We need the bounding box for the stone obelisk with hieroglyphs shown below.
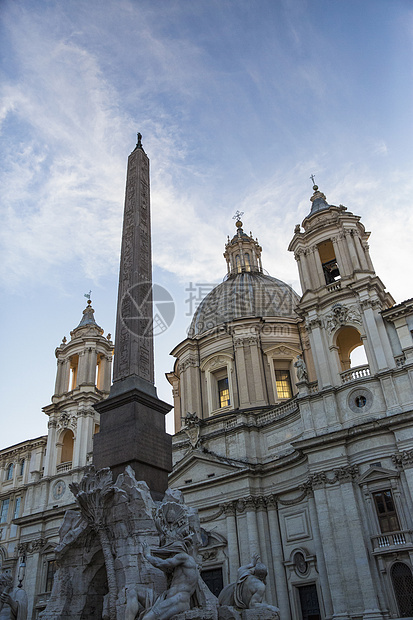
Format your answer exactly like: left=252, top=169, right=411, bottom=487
left=93, top=135, right=172, bottom=499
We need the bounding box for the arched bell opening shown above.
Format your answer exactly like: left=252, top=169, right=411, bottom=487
left=335, top=326, right=367, bottom=371
left=58, top=429, right=74, bottom=466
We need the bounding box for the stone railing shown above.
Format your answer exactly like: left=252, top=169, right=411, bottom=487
left=395, top=354, right=406, bottom=368
left=340, top=364, right=371, bottom=384
left=371, top=530, right=413, bottom=552
left=327, top=280, right=342, bottom=293
left=56, top=461, right=72, bottom=473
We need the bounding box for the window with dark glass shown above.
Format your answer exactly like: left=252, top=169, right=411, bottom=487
left=45, top=560, right=57, bottom=592
left=0, top=499, right=10, bottom=523
left=13, top=497, right=21, bottom=520
left=19, top=460, right=25, bottom=477
left=275, top=369, right=292, bottom=399
left=218, top=377, right=230, bottom=408
left=373, top=490, right=401, bottom=533
left=6, top=464, right=13, bottom=481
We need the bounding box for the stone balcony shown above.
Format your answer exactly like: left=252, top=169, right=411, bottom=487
left=371, top=530, right=413, bottom=555
left=340, top=364, right=371, bottom=384
left=56, top=461, right=72, bottom=473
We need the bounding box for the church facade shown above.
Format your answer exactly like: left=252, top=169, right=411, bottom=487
left=1, top=144, right=413, bottom=620
left=168, top=186, right=413, bottom=620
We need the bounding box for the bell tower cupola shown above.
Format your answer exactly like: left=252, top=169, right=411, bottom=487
left=223, top=212, right=263, bottom=276
left=288, top=184, right=396, bottom=390
left=42, top=300, right=113, bottom=477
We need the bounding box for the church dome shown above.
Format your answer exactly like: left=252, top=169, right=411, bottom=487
left=188, top=271, right=300, bottom=337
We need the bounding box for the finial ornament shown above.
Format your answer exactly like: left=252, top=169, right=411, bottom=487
left=136, top=132, right=143, bottom=149
left=310, top=174, right=318, bottom=191
left=233, top=210, right=244, bottom=228
left=84, top=290, right=92, bottom=301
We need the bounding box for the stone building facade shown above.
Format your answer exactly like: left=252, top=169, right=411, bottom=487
left=168, top=186, right=413, bottom=620
left=0, top=302, right=113, bottom=619
left=1, top=167, right=413, bottom=620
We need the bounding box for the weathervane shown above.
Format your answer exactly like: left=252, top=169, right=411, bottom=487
left=84, top=290, right=92, bottom=301
left=232, top=210, right=244, bottom=222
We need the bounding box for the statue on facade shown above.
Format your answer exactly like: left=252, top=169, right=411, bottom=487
left=0, top=574, right=28, bottom=620
left=218, top=555, right=279, bottom=617
left=294, top=354, right=308, bottom=382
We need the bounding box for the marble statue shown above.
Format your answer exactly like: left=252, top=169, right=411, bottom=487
left=138, top=540, right=199, bottom=619
left=294, top=354, right=308, bottom=382
left=218, top=555, right=279, bottom=617
left=0, top=574, right=28, bottom=620
left=41, top=467, right=218, bottom=620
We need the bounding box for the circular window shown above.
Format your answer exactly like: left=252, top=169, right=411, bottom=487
left=348, top=388, right=373, bottom=414
left=294, top=551, right=308, bottom=576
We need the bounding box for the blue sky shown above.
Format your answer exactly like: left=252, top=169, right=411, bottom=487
left=1, top=0, right=412, bottom=448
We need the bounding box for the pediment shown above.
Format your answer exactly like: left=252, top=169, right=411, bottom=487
left=358, top=465, right=399, bottom=485
left=170, top=449, right=246, bottom=487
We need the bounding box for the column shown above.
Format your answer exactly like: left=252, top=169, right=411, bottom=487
left=224, top=503, right=240, bottom=583
left=245, top=497, right=260, bottom=557
left=362, top=304, right=388, bottom=371
left=249, top=339, right=266, bottom=405
left=234, top=341, right=250, bottom=407
left=76, top=350, right=88, bottom=385
left=43, top=420, right=57, bottom=477
left=344, top=231, right=361, bottom=272
left=307, top=491, right=333, bottom=617
left=54, top=359, right=65, bottom=395
left=266, top=497, right=292, bottom=620
left=340, top=481, right=383, bottom=618
left=312, top=485, right=349, bottom=618
left=311, top=247, right=326, bottom=286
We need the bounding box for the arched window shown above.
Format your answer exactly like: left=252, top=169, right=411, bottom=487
left=59, top=430, right=74, bottom=464
left=6, top=464, right=13, bottom=481
left=235, top=255, right=241, bottom=273
left=391, top=562, right=413, bottom=617
left=19, top=460, right=25, bottom=477
left=336, top=326, right=367, bottom=371
left=244, top=253, right=251, bottom=271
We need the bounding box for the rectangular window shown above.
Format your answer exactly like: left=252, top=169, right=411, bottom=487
left=45, top=560, right=57, bottom=592
left=0, top=499, right=10, bottom=523
left=373, top=490, right=400, bottom=533
left=13, top=497, right=21, bottom=520
left=275, top=369, right=292, bottom=399
left=218, top=377, right=230, bottom=408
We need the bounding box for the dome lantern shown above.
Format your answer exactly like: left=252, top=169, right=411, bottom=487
left=223, top=215, right=263, bottom=277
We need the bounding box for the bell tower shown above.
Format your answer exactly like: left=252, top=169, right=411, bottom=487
left=42, top=300, right=113, bottom=477
left=288, top=184, right=396, bottom=389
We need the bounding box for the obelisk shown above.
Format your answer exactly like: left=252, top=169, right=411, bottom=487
left=93, top=135, right=172, bottom=499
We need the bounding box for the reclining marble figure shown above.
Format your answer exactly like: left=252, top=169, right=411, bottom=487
left=218, top=555, right=280, bottom=616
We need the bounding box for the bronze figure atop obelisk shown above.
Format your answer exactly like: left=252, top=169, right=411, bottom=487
left=93, top=135, right=172, bottom=499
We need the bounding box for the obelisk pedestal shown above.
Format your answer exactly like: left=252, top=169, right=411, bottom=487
left=93, top=135, right=172, bottom=500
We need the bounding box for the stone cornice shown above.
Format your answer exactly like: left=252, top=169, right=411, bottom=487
left=301, top=465, right=360, bottom=492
